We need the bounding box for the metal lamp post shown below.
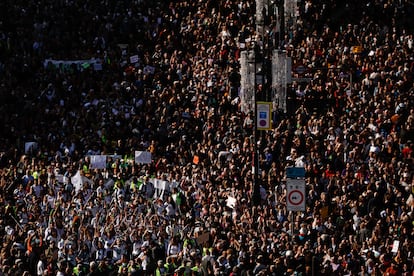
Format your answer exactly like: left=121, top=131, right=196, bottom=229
left=242, top=48, right=263, bottom=206
left=240, top=0, right=294, bottom=205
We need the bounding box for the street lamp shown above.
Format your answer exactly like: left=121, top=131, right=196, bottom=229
left=240, top=48, right=260, bottom=206
left=251, top=55, right=263, bottom=207
left=266, top=0, right=285, bottom=50
left=240, top=47, right=263, bottom=206
left=241, top=0, right=292, bottom=205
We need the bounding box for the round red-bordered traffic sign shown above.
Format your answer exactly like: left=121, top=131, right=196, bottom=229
left=288, top=189, right=304, bottom=206
left=259, top=119, right=267, bottom=126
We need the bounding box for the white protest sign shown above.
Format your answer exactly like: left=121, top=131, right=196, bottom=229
left=392, top=240, right=399, bottom=253
left=25, top=142, right=38, bottom=154
left=108, top=155, right=122, bottom=160
left=55, top=174, right=64, bottom=184
left=143, top=65, right=155, bottom=75
left=226, top=196, right=237, bottom=209
left=90, top=155, right=107, bottom=169
left=151, top=178, right=170, bottom=199
left=130, top=55, right=139, bottom=64
left=135, top=151, right=152, bottom=164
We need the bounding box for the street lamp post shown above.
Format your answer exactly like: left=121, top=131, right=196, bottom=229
left=240, top=48, right=261, bottom=205
left=241, top=0, right=292, bottom=205
left=278, top=0, right=285, bottom=49
left=245, top=49, right=262, bottom=206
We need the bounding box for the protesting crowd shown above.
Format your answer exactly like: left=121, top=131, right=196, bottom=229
left=0, top=0, right=413, bottom=275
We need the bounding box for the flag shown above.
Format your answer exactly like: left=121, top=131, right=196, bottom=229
left=71, top=170, right=83, bottom=193
left=71, top=170, right=94, bottom=193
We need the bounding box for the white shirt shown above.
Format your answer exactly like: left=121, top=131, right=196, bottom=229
left=37, top=259, right=45, bottom=276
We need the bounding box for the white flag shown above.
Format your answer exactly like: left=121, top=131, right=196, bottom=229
left=71, top=170, right=94, bottom=193
left=71, top=170, right=83, bottom=193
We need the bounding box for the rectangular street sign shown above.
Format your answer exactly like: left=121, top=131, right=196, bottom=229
left=286, top=167, right=305, bottom=178
left=286, top=179, right=306, bottom=212
left=256, top=102, right=272, bottom=130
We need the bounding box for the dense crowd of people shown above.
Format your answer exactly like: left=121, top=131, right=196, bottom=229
left=0, top=0, right=413, bottom=275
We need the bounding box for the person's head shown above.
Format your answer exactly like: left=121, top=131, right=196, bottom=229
left=49, top=240, right=56, bottom=248
left=157, top=259, right=164, bottom=267
left=89, top=261, right=97, bottom=272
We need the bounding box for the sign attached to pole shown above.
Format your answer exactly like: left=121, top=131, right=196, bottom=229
left=256, top=101, right=272, bottom=130
left=286, top=178, right=306, bottom=211
left=286, top=167, right=306, bottom=178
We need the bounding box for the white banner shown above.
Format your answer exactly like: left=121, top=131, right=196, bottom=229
left=44, top=58, right=103, bottom=71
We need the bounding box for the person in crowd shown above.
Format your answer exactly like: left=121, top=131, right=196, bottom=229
left=0, top=0, right=413, bottom=275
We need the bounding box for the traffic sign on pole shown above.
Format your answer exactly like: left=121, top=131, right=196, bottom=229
left=256, top=101, right=272, bottom=130
left=286, top=179, right=306, bottom=211
left=286, top=167, right=305, bottom=178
